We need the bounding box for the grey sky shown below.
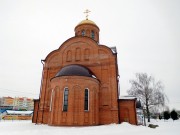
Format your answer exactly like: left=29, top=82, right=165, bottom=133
left=0, top=0, right=180, bottom=110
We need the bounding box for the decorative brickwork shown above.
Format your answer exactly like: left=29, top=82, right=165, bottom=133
left=32, top=19, right=137, bottom=126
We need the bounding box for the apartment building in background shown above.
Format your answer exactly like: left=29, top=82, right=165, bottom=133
left=0, top=97, right=34, bottom=111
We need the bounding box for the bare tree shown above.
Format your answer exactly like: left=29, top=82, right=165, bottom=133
left=127, top=73, right=167, bottom=122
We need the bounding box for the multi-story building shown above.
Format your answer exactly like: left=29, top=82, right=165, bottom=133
left=27, top=98, right=34, bottom=111
left=13, top=97, right=34, bottom=111
left=0, top=97, right=34, bottom=111
left=0, top=97, right=14, bottom=110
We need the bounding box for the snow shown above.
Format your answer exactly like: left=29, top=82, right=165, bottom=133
left=6, top=110, right=33, bottom=115
left=0, top=119, right=179, bottom=135
left=119, top=96, right=136, bottom=100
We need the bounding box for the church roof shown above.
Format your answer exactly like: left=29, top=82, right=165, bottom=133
left=75, top=19, right=99, bottom=30
left=55, top=65, right=95, bottom=78
left=77, top=19, right=97, bottom=26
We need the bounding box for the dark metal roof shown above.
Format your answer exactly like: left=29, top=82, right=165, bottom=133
left=110, top=46, right=117, bottom=54
left=55, top=65, right=95, bottom=78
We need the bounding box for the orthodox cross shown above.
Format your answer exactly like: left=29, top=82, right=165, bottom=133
left=84, top=9, right=91, bottom=20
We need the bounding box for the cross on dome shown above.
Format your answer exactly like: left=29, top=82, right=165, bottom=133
left=84, top=9, right=91, bottom=20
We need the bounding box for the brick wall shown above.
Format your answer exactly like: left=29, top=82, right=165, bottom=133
left=32, top=36, right=119, bottom=126
left=119, top=99, right=137, bottom=125
left=48, top=76, right=99, bottom=126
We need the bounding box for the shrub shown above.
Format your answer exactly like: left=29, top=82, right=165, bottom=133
left=159, top=114, right=162, bottom=120
left=171, top=110, right=179, bottom=121
left=163, top=111, right=170, bottom=120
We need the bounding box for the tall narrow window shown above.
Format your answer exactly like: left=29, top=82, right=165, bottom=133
left=82, top=30, right=85, bottom=36
left=91, top=31, right=95, bottom=39
left=63, top=88, right=68, bottom=111
left=84, top=88, right=89, bottom=111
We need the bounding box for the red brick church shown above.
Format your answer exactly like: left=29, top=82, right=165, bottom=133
left=32, top=12, right=137, bottom=126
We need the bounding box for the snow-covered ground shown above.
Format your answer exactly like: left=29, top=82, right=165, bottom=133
left=0, top=119, right=179, bottom=135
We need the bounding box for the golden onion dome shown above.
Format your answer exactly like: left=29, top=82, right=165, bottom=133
left=76, top=19, right=98, bottom=28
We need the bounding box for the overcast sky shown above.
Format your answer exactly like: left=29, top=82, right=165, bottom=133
left=0, top=0, right=179, bottom=110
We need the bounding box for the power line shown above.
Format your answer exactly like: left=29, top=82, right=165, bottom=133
left=0, top=88, right=38, bottom=96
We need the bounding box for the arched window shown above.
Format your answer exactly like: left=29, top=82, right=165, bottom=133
left=63, top=87, right=69, bottom=111
left=82, top=30, right=85, bottom=36
left=84, top=88, right=89, bottom=111
left=91, top=31, right=95, bottom=39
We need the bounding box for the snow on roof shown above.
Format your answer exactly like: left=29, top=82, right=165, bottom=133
left=119, top=96, right=136, bottom=100
left=6, top=110, right=33, bottom=115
